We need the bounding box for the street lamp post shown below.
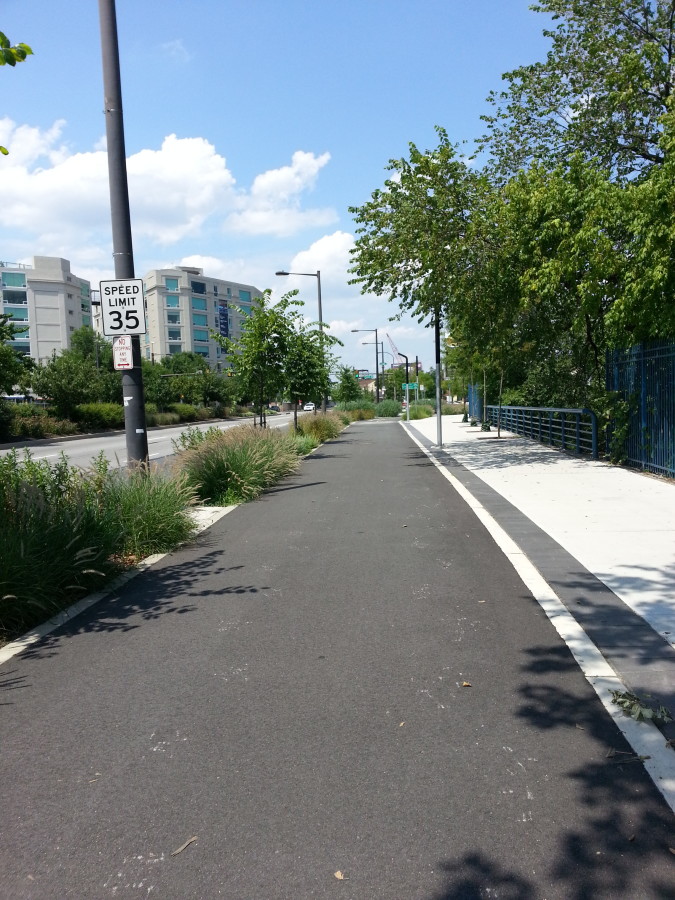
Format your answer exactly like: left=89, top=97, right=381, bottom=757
left=351, top=328, right=379, bottom=403
left=399, top=352, right=410, bottom=422
left=275, top=269, right=326, bottom=412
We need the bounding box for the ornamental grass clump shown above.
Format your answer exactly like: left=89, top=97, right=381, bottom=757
left=407, top=403, right=434, bottom=420
left=0, top=450, right=198, bottom=643
left=376, top=399, right=401, bottom=417
left=295, top=411, right=343, bottom=443
left=176, top=425, right=300, bottom=505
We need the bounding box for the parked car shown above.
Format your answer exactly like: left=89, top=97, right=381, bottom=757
left=268, top=404, right=280, bottom=412
left=303, top=402, right=316, bottom=411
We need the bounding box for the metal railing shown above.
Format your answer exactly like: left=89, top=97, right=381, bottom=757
left=484, top=405, right=599, bottom=459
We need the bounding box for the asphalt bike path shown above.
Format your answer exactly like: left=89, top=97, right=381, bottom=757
left=1, top=420, right=674, bottom=898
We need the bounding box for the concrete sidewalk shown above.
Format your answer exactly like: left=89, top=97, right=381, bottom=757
left=407, top=414, right=675, bottom=720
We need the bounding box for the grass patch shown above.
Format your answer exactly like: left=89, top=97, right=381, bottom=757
left=175, top=425, right=302, bottom=504
left=376, top=399, right=402, bottom=417
left=0, top=450, right=197, bottom=643
left=295, top=411, right=343, bottom=443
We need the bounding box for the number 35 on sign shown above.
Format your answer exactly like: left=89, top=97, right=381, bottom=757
left=100, top=278, right=147, bottom=336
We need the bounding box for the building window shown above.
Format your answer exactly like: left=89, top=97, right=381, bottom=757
left=2, top=289, right=27, bottom=304
left=239, top=290, right=251, bottom=303
left=168, top=343, right=183, bottom=354
left=195, top=347, right=209, bottom=357
left=4, top=306, right=28, bottom=320
left=1, top=272, right=26, bottom=288
left=191, top=297, right=207, bottom=311
left=213, top=285, right=218, bottom=296
left=193, top=329, right=208, bottom=342
left=191, top=280, right=206, bottom=294
left=166, top=294, right=180, bottom=307
left=168, top=328, right=182, bottom=341
left=165, top=277, right=179, bottom=291
left=167, top=311, right=181, bottom=325
left=82, top=315, right=91, bottom=326
left=192, top=313, right=208, bottom=327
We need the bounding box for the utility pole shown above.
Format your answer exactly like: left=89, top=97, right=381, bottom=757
left=98, top=0, right=148, bottom=467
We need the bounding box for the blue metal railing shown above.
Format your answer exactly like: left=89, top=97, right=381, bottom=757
left=484, top=405, right=599, bottom=459
left=606, top=341, right=675, bottom=478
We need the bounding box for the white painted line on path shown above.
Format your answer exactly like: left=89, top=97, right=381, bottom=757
left=404, top=425, right=675, bottom=815
left=0, top=504, right=237, bottom=668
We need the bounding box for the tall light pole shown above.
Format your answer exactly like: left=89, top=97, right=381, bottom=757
left=98, top=0, right=148, bottom=467
left=276, top=269, right=326, bottom=412
left=351, top=328, right=379, bottom=403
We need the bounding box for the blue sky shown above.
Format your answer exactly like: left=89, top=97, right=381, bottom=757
left=1, top=0, right=550, bottom=372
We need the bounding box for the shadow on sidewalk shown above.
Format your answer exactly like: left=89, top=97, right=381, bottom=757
left=19, top=547, right=269, bottom=662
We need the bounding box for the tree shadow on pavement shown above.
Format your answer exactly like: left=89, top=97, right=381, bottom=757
left=19, top=549, right=268, bottom=662
left=514, top=642, right=675, bottom=899
left=438, top=440, right=593, bottom=471
left=0, top=668, right=30, bottom=705
left=429, top=853, right=535, bottom=899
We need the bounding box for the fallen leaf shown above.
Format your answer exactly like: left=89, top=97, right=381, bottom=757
left=399, top=722, right=405, bottom=727
left=669, top=848, right=675, bottom=856
left=576, top=724, right=585, bottom=730
left=628, top=835, right=635, bottom=842
left=171, top=836, right=198, bottom=856
left=462, top=681, right=472, bottom=687
left=334, top=870, right=345, bottom=880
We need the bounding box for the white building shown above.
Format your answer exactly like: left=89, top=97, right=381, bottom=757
left=0, top=256, right=92, bottom=362
left=140, top=266, right=262, bottom=370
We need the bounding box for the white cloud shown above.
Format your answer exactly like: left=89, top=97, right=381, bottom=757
left=160, top=39, right=191, bottom=64
left=225, top=151, right=338, bottom=236
left=127, top=135, right=236, bottom=243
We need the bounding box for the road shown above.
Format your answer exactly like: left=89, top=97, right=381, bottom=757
left=1, top=419, right=673, bottom=898
left=0, top=411, right=296, bottom=469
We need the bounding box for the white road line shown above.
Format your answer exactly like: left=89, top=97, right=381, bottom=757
left=404, top=425, right=675, bottom=815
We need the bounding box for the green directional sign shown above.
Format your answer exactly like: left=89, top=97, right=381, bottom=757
left=403, top=383, right=418, bottom=389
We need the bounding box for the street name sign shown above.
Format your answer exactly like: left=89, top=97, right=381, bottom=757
left=113, top=335, right=134, bottom=370
left=100, top=278, right=147, bottom=336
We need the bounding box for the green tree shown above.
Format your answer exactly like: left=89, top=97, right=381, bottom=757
left=1, top=31, right=33, bottom=156
left=0, top=313, right=32, bottom=394
left=213, top=289, right=298, bottom=426
left=349, top=129, right=478, bottom=326
left=285, top=327, right=328, bottom=427
left=480, top=0, right=675, bottom=180
left=333, top=365, right=363, bottom=403
left=30, top=351, right=102, bottom=418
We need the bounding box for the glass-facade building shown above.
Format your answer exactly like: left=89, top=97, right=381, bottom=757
left=141, top=266, right=262, bottom=369
left=0, top=257, right=91, bottom=362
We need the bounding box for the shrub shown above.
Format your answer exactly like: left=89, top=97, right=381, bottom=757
left=0, top=450, right=198, bottom=642
left=44, top=417, right=80, bottom=436
left=176, top=425, right=300, bottom=504
left=74, top=402, right=125, bottom=431
left=295, top=411, right=343, bottom=443
left=441, top=403, right=466, bottom=415
left=147, top=411, right=180, bottom=427
left=376, top=400, right=401, bottom=417
left=407, top=404, right=434, bottom=420
left=348, top=407, right=376, bottom=421
left=0, top=399, right=15, bottom=441
left=337, top=400, right=376, bottom=412
left=169, top=403, right=199, bottom=422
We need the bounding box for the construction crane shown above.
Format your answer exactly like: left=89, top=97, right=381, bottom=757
left=386, top=333, right=407, bottom=367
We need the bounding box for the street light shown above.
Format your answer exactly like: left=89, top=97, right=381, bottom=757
left=351, top=328, right=380, bottom=403
left=276, top=269, right=326, bottom=412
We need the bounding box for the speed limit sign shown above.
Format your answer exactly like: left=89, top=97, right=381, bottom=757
left=100, top=278, right=147, bottom=336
